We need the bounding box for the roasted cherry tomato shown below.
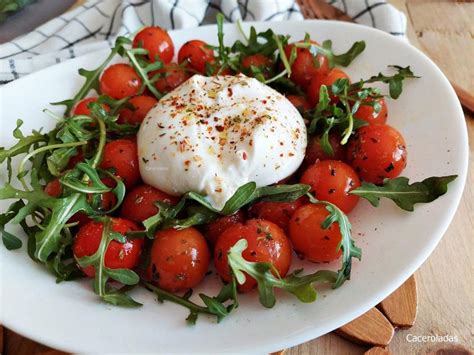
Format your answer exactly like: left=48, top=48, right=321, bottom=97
left=202, top=210, right=245, bottom=247
left=353, top=97, right=388, bottom=125
left=248, top=199, right=304, bottom=232
left=99, top=64, right=142, bottom=99
left=241, top=54, right=273, bottom=78
left=289, top=204, right=342, bottom=262
left=346, top=125, right=407, bottom=184
left=132, top=26, right=174, bottom=63
left=121, top=184, right=179, bottom=223
left=304, top=132, right=346, bottom=166
left=118, top=95, right=157, bottom=125
left=44, top=178, right=62, bottom=197
left=152, top=63, right=191, bottom=93
left=73, top=218, right=142, bottom=277
left=100, top=139, right=140, bottom=188
left=284, top=40, right=329, bottom=88
left=300, top=160, right=360, bottom=213
left=214, top=219, right=292, bottom=292
left=307, top=68, right=350, bottom=106
left=178, top=40, right=215, bottom=73
left=286, top=95, right=312, bottom=113
left=67, top=149, right=85, bottom=169
left=149, top=227, right=210, bottom=292
left=72, top=97, right=110, bottom=116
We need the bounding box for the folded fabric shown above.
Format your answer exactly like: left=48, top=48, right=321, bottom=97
left=0, top=0, right=406, bottom=83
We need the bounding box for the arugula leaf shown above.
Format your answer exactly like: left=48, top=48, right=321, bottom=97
left=232, top=27, right=279, bottom=57
left=351, top=175, right=458, bottom=211
left=2, top=230, right=22, bottom=250
left=362, top=65, right=419, bottom=99
left=0, top=120, right=47, bottom=164
left=297, top=39, right=365, bottom=68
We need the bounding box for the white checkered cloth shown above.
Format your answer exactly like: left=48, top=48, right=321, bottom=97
left=0, top=0, right=406, bottom=84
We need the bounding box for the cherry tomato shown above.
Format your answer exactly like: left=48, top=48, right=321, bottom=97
left=214, top=219, right=292, bottom=292
left=44, top=178, right=62, bottom=197
left=284, top=40, right=329, bottom=88
left=289, top=204, right=342, bottom=262
left=241, top=54, right=273, bottom=78
left=149, top=227, right=210, bottom=292
left=286, top=95, right=312, bottom=113
left=99, top=64, right=142, bottom=99
left=100, top=139, right=140, bottom=188
left=67, top=149, right=85, bottom=169
left=346, top=125, right=407, bottom=184
left=248, top=198, right=304, bottom=232
left=72, top=97, right=110, bottom=116
left=300, top=160, right=360, bottom=213
left=353, top=97, right=388, bottom=125
left=202, top=210, right=245, bottom=247
left=304, top=132, right=346, bottom=166
left=118, top=95, right=157, bottom=125
left=152, top=63, right=191, bottom=94
left=121, top=184, right=179, bottom=223
left=73, top=218, right=142, bottom=277
left=133, top=26, right=174, bottom=64
left=178, top=40, right=215, bottom=73
left=307, top=68, right=350, bottom=106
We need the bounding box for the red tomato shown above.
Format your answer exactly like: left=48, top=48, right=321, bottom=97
left=68, top=149, right=85, bottom=169
left=118, top=95, right=157, bottom=125
left=73, top=218, right=142, bottom=277
left=214, top=219, right=292, bottom=292
left=202, top=210, right=245, bottom=247
left=152, top=64, right=191, bottom=94
left=132, top=26, right=174, bottom=64
left=99, top=64, right=142, bottom=99
left=121, top=184, right=179, bottom=223
left=304, top=132, right=346, bottom=166
left=241, top=54, right=273, bottom=78
left=149, top=227, right=210, bottom=292
left=100, top=139, right=140, bottom=188
left=284, top=40, right=329, bottom=88
left=307, top=68, right=350, bottom=106
left=248, top=198, right=304, bottom=232
left=289, top=204, right=342, bottom=262
left=286, top=95, right=312, bottom=113
left=44, top=178, right=62, bottom=197
left=346, top=125, right=407, bottom=184
left=300, top=160, right=360, bottom=213
left=72, top=98, right=110, bottom=116
left=178, top=40, right=215, bottom=73
left=353, top=98, right=388, bottom=125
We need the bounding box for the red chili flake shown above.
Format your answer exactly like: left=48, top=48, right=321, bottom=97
left=215, top=188, right=223, bottom=193
left=184, top=160, right=191, bottom=166
left=215, top=125, right=225, bottom=132
left=262, top=99, right=267, bottom=104
left=242, top=152, right=248, bottom=160
left=227, top=87, right=233, bottom=97
left=288, top=152, right=295, bottom=157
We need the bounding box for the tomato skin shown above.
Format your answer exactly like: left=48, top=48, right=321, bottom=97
left=44, top=178, right=62, bottom=197
left=149, top=227, right=210, bottom=292
left=307, top=68, right=350, bottom=106
left=202, top=210, right=246, bottom=247
left=121, top=184, right=179, bottom=223
left=241, top=54, right=273, bottom=78
left=133, top=26, right=174, bottom=64
left=72, top=98, right=110, bottom=116
left=346, top=125, right=407, bottom=184
left=289, top=204, right=342, bottom=262
left=304, top=132, right=346, bottom=166
left=300, top=160, right=361, bottom=214
left=73, top=218, right=142, bottom=277
left=178, top=40, right=215, bottom=73
left=248, top=198, right=304, bottom=232
left=152, top=64, right=191, bottom=94
left=284, top=41, right=329, bottom=88
left=214, top=219, right=292, bottom=292
left=354, top=98, right=388, bottom=125
left=99, top=64, right=142, bottom=99
left=100, top=139, right=140, bottom=188
left=286, top=95, right=312, bottom=113
left=118, top=95, right=157, bottom=125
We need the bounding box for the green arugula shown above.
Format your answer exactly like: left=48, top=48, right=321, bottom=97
left=360, top=65, right=419, bottom=99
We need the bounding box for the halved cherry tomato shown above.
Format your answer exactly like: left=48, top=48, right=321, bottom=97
left=73, top=217, right=142, bottom=277
left=152, top=63, right=191, bottom=94
left=118, top=95, right=157, bottom=125
left=99, top=64, right=142, bottom=99
left=149, top=227, right=210, bottom=292
left=133, top=26, right=174, bottom=64
left=202, top=210, right=245, bottom=247
left=100, top=139, right=140, bottom=188
left=286, top=95, right=312, bottom=113
left=178, top=40, right=214, bottom=73
left=307, top=68, right=350, bottom=106
left=241, top=54, right=273, bottom=78
left=121, top=184, right=179, bottom=223
left=304, top=132, right=346, bottom=166
left=300, top=160, right=360, bottom=213
left=44, top=178, right=62, bottom=197
left=346, top=124, right=407, bottom=184
left=353, top=97, right=388, bottom=125
left=289, top=204, right=342, bottom=262
left=284, top=40, right=329, bottom=88
left=248, top=199, right=304, bottom=232
left=72, top=97, right=110, bottom=116
left=214, top=219, right=292, bottom=292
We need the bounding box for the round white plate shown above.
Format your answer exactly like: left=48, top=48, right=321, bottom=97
left=0, top=20, right=468, bottom=354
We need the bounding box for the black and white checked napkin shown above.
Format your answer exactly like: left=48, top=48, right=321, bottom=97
left=0, top=0, right=406, bottom=84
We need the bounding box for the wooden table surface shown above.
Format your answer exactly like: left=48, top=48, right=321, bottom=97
left=2, top=1, right=473, bottom=354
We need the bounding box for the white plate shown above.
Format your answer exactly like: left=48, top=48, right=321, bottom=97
left=0, top=20, right=468, bottom=353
